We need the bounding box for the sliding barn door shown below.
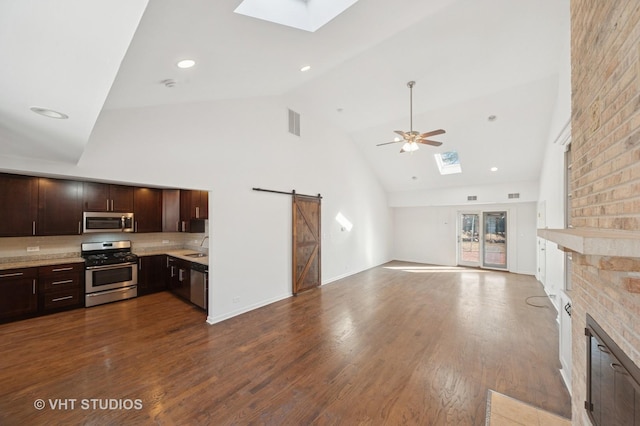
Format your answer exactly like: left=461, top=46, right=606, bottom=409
left=292, top=194, right=321, bottom=295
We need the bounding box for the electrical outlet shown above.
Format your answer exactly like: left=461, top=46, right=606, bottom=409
left=26, top=246, right=40, bottom=252
left=232, top=297, right=240, bottom=304
left=162, top=240, right=169, bottom=244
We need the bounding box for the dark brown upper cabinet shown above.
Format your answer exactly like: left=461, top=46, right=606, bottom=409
left=133, top=187, right=163, bottom=233
left=0, top=173, right=38, bottom=237
left=181, top=190, right=208, bottom=220
left=180, top=190, right=208, bottom=232
left=37, top=178, right=82, bottom=236
left=162, top=189, right=181, bottom=232
left=83, top=182, right=134, bottom=213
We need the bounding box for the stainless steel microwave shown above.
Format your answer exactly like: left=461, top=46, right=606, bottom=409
left=83, top=212, right=134, bottom=233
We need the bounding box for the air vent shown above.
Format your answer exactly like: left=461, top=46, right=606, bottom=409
left=288, top=109, right=300, bottom=136
left=508, top=193, right=520, bottom=199
left=467, top=195, right=477, bottom=201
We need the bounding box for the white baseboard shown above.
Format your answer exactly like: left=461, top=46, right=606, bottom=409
left=559, top=367, right=572, bottom=396
left=206, top=292, right=291, bottom=325
left=206, top=260, right=393, bottom=324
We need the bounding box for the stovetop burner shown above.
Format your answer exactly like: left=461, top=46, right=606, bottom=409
left=81, top=240, right=138, bottom=267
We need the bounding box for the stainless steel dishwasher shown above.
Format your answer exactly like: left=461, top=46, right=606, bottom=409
left=190, top=263, right=208, bottom=310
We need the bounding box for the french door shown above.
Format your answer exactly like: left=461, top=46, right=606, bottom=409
left=458, top=211, right=507, bottom=269
left=459, top=213, right=481, bottom=267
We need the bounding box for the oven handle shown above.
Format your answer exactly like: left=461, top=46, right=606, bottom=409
left=86, top=262, right=137, bottom=271
left=86, top=286, right=137, bottom=297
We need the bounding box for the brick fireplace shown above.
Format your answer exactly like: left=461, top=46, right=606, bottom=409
left=568, top=1, right=640, bottom=424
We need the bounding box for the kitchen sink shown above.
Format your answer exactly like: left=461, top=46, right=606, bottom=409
left=185, top=253, right=208, bottom=258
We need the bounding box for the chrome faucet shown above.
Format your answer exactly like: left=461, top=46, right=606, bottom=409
left=200, top=235, right=209, bottom=247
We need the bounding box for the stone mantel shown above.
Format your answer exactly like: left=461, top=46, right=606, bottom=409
left=537, top=228, right=640, bottom=258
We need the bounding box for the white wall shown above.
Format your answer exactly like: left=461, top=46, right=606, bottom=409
left=393, top=202, right=537, bottom=275
left=0, top=95, right=393, bottom=324
left=536, top=18, right=571, bottom=394
left=537, top=22, right=572, bottom=303
left=389, top=180, right=539, bottom=207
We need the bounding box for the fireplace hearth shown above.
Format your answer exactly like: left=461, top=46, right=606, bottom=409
left=585, top=314, right=640, bottom=425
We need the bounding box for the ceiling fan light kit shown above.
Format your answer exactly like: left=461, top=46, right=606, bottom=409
left=377, top=80, right=445, bottom=153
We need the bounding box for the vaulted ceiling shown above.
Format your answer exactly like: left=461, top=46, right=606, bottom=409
left=0, top=0, right=569, bottom=192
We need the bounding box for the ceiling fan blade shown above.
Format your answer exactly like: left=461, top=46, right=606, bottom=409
left=419, top=129, right=445, bottom=138
left=417, top=139, right=443, bottom=146
left=376, top=141, right=401, bottom=146
left=394, top=130, right=408, bottom=138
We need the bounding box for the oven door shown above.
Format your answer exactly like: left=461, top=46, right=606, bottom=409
left=85, top=262, right=138, bottom=293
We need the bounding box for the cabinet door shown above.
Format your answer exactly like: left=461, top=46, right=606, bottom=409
left=0, top=268, right=38, bottom=320
left=134, top=188, right=162, bottom=233
left=198, top=190, right=209, bottom=219
left=38, top=178, right=82, bottom=236
left=180, top=190, right=195, bottom=224
left=179, top=190, right=208, bottom=232
left=0, top=173, right=38, bottom=237
left=167, top=257, right=190, bottom=300
left=110, top=185, right=134, bottom=213
left=83, top=183, right=133, bottom=212
left=138, top=255, right=166, bottom=296
left=83, top=182, right=110, bottom=212
left=175, top=259, right=191, bottom=300
left=162, top=189, right=180, bottom=232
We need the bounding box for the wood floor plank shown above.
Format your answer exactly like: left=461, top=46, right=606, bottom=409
left=0, top=261, right=570, bottom=425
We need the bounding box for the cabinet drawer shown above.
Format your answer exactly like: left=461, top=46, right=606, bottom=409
left=0, top=268, right=38, bottom=281
left=39, top=263, right=83, bottom=276
left=40, top=273, right=82, bottom=291
left=42, top=289, right=81, bottom=310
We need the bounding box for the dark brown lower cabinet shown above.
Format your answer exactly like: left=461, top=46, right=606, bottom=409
left=38, top=263, right=84, bottom=313
left=138, top=255, right=167, bottom=296
left=586, top=314, right=640, bottom=425
left=0, top=267, right=38, bottom=321
left=166, top=256, right=190, bottom=301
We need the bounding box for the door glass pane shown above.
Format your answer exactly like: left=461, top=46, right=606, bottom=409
left=460, top=213, right=480, bottom=264
left=483, top=212, right=507, bottom=268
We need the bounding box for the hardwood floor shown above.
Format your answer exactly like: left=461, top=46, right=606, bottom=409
left=0, top=261, right=571, bottom=425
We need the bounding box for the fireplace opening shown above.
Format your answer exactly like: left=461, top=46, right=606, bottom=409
left=585, top=314, right=640, bottom=425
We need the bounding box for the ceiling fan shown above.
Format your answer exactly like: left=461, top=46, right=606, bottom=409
left=377, top=81, right=445, bottom=153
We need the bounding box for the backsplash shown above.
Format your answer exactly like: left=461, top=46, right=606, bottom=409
left=0, top=227, right=208, bottom=263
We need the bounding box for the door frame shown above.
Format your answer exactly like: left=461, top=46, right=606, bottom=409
left=292, top=193, right=321, bottom=295
left=458, top=211, right=481, bottom=268
left=482, top=211, right=508, bottom=270
left=457, top=209, right=511, bottom=271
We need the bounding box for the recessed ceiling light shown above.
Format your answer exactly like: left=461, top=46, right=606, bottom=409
left=488, top=115, right=497, bottom=122
left=491, top=167, right=498, bottom=172
left=300, top=65, right=311, bottom=72
left=30, top=107, right=68, bottom=119
left=177, top=59, right=195, bottom=69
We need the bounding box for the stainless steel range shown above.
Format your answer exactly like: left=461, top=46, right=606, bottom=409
left=82, top=240, right=138, bottom=307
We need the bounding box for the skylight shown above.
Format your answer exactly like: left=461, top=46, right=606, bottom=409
left=234, top=0, right=359, bottom=32
left=434, top=151, right=462, bottom=175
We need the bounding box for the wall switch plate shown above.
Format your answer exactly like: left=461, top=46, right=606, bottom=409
left=26, top=246, right=40, bottom=252
left=232, top=297, right=240, bottom=304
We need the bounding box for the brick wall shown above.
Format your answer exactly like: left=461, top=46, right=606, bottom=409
left=570, top=0, right=640, bottom=424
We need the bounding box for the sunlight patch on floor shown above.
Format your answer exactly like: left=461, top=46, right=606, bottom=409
left=384, top=265, right=492, bottom=273
left=485, top=390, right=570, bottom=426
